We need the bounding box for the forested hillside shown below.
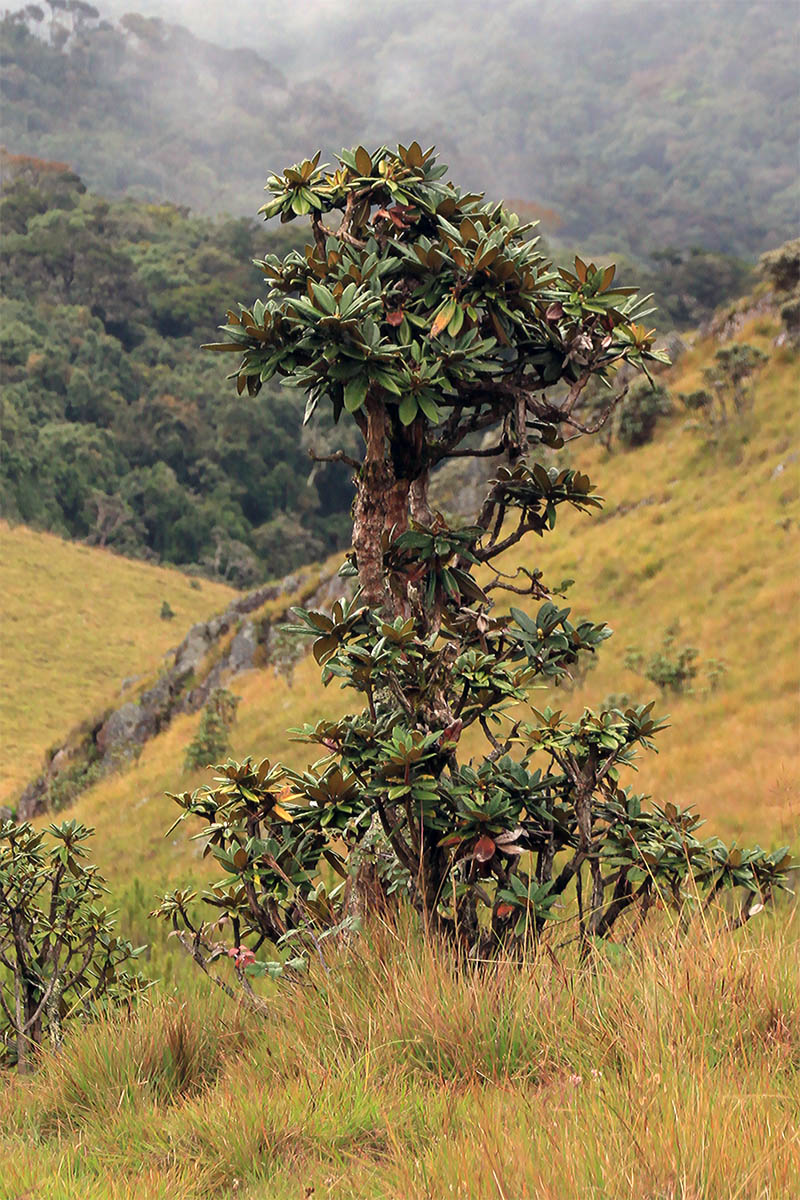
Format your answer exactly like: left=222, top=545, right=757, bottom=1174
left=2, top=0, right=797, bottom=261
left=0, top=155, right=353, bottom=581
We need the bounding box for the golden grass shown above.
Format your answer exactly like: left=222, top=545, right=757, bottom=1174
left=0, top=524, right=235, bottom=803
left=1, top=911, right=798, bottom=1198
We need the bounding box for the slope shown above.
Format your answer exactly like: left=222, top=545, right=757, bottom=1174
left=2, top=303, right=798, bottom=1200
left=0, top=522, right=235, bottom=803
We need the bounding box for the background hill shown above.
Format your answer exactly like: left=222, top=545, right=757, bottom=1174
left=2, top=0, right=797, bottom=261
left=5, top=0, right=795, bottom=584
left=0, top=156, right=355, bottom=583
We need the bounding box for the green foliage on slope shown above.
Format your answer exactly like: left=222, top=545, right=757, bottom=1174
left=0, top=156, right=354, bottom=582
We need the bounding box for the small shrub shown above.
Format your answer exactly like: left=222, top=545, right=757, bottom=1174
left=681, top=388, right=714, bottom=415
left=48, top=758, right=103, bottom=812
left=269, top=621, right=305, bottom=686
left=184, top=688, right=240, bottom=772
left=160, top=600, right=175, bottom=620
left=759, top=237, right=800, bottom=296
left=695, top=343, right=768, bottom=429
left=626, top=624, right=725, bottom=696
left=616, top=379, right=672, bottom=447
left=706, top=658, right=728, bottom=693
left=0, top=819, right=149, bottom=1070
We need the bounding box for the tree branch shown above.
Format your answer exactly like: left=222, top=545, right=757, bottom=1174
left=442, top=442, right=507, bottom=460
left=308, top=448, right=361, bottom=470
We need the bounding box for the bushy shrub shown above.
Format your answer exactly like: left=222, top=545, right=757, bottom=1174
left=625, top=625, right=725, bottom=696
left=759, top=237, right=800, bottom=296
left=0, top=819, right=149, bottom=1070
left=616, top=379, right=672, bottom=447
left=47, top=758, right=104, bottom=813
left=184, top=688, right=240, bottom=772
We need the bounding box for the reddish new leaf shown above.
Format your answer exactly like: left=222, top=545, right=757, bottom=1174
left=473, top=835, right=496, bottom=863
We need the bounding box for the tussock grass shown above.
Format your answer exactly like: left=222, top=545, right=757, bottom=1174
left=1, top=911, right=798, bottom=1198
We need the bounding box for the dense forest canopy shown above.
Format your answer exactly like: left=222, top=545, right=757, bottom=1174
left=1, top=0, right=797, bottom=260
left=0, top=155, right=354, bottom=581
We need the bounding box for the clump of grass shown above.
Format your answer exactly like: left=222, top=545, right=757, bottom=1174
left=2, top=909, right=798, bottom=1198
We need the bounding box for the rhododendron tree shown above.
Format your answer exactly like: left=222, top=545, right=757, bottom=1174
left=154, top=144, right=791, bottom=989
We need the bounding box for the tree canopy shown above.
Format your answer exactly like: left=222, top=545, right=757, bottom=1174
left=206, top=142, right=668, bottom=605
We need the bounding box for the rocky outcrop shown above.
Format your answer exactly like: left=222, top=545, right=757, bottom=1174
left=15, top=562, right=349, bottom=821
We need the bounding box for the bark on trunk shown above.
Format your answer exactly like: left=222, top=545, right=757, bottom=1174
left=352, top=396, right=395, bottom=609
left=352, top=399, right=427, bottom=618
left=409, top=472, right=432, bottom=525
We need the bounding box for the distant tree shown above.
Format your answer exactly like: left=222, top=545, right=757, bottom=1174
left=184, top=689, right=240, bottom=772
left=646, top=247, right=752, bottom=329
left=760, top=238, right=800, bottom=342
left=156, top=144, right=791, bottom=988
left=703, top=343, right=767, bottom=421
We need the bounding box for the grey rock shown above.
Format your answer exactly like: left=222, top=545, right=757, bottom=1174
left=657, top=331, right=686, bottom=368
left=139, top=674, right=173, bottom=715
left=96, top=702, right=154, bottom=758
left=49, top=747, right=72, bottom=776
left=17, top=778, right=48, bottom=821
left=228, top=620, right=257, bottom=675
left=174, top=623, right=214, bottom=676
left=0, top=805, right=14, bottom=823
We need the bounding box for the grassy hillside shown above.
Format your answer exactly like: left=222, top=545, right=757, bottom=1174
left=0, top=522, right=235, bottom=803
left=2, top=314, right=798, bottom=1198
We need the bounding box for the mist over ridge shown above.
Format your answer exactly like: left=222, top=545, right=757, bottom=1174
left=2, top=0, right=797, bottom=259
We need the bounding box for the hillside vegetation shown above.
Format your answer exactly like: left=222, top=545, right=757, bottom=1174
left=0, top=522, right=235, bottom=805
left=0, top=156, right=353, bottom=584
